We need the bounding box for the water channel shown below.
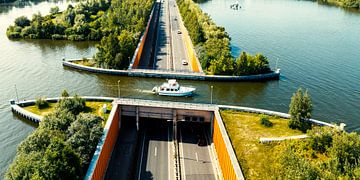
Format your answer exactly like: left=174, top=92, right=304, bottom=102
left=0, top=0, right=359, bottom=177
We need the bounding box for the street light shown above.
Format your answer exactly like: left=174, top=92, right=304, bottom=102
left=117, top=80, right=121, bottom=98
left=210, top=85, right=213, bottom=104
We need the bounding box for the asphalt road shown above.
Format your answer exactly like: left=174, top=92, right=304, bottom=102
left=179, top=123, right=216, bottom=180
left=105, top=118, right=138, bottom=180
left=137, top=120, right=174, bottom=180
left=168, top=0, right=191, bottom=71
left=140, top=0, right=191, bottom=71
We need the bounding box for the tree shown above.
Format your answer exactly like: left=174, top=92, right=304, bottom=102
left=67, top=114, right=103, bottom=170
left=37, top=138, right=82, bottom=180
left=50, top=6, right=60, bottom=15
left=288, top=88, right=313, bottom=132
left=14, top=16, right=30, bottom=28
left=61, top=89, right=69, bottom=97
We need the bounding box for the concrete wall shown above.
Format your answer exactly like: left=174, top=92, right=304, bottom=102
left=85, top=104, right=120, bottom=180
left=213, top=110, right=245, bottom=180
left=130, top=3, right=156, bottom=69
left=63, top=61, right=280, bottom=81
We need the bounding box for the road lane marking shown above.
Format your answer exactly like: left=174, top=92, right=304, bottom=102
left=179, top=128, right=186, bottom=180
left=195, top=152, right=198, bottom=162
left=155, top=146, right=157, bottom=157
left=138, top=130, right=146, bottom=180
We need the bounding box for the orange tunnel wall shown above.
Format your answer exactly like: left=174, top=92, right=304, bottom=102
left=91, top=105, right=120, bottom=180
left=213, top=115, right=238, bottom=180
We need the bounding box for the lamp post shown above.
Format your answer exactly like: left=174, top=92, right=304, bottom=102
left=117, top=80, right=121, bottom=98
left=210, top=85, right=213, bottom=104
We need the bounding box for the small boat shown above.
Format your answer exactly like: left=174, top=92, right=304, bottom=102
left=152, top=79, right=196, bottom=97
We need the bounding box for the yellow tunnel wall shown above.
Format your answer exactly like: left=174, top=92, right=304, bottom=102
left=91, top=105, right=120, bottom=180
left=213, top=115, right=238, bottom=180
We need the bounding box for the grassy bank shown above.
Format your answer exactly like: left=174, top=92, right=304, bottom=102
left=24, top=101, right=112, bottom=123
left=220, top=110, right=304, bottom=179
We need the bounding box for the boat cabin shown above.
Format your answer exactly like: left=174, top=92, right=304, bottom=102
left=160, top=79, right=180, bottom=92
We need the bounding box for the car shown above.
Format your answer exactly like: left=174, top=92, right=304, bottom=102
left=177, top=30, right=182, bottom=34
left=181, top=59, right=188, bottom=65
left=174, top=17, right=177, bottom=21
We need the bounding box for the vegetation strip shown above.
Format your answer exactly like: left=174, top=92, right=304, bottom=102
left=176, top=0, right=273, bottom=75
left=6, top=92, right=105, bottom=179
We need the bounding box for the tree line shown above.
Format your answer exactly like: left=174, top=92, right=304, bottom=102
left=5, top=91, right=103, bottom=180
left=177, top=0, right=271, bottom=75
left=6, top=0, right=155, bottom=69
left=7, top=0, right=111, bottom=40
left=317, top=0, right=360, bottom=9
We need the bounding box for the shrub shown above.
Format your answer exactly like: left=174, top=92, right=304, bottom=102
left=260, top=115, right=273, bottom=127
left=35, top=98, right=49, bottom=109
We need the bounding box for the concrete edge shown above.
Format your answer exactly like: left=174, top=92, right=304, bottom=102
left=62, top=60, right=281, bottom=81
left=218, top=105, right=336, bottom=127
left=259, top=135, right=309, bottom=143
left=129, top=2, right=157, bottom=70
left=10, top=96, right=115, bottom=123
left=84, top=103, right=119, bottom=180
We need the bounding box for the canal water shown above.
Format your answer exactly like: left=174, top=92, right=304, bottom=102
left=0, top=0, right=359, bottom=177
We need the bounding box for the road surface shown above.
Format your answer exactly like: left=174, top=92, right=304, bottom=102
left=179, top=123, right=216, bottom=180
left=137, top=120, right=174, bottom=180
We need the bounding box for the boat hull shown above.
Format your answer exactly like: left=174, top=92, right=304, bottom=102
left=158, top=91, right=194, bottom=97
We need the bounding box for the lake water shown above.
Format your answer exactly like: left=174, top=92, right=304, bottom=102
left=0, top=0, right=359, bottom=177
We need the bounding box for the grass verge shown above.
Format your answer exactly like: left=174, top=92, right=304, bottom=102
left=24, top=101, right=112, bottom=125
left=220, top=110, right=304, bottom=179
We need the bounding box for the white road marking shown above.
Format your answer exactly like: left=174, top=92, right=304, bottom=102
left=155, top=146, right=157, bottom=157
left=138, top=130, right=146, bottom=180
left=179, top=128, right=186, bottom=180
left=195, top=152, right=198, bottom=162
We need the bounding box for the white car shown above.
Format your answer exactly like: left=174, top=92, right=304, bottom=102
left=182, top=59, right=188, bottom=65
left=177, top=30, right=182, bottom=34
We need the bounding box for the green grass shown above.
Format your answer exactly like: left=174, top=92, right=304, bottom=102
left=24, top=101, right=112, bottom=125
left=73, top=59, right=96, bottom=67
left=220, top=110, right=304, bottom=179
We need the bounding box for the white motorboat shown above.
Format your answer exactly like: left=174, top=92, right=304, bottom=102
left=152, top=79, right=196, bottom=97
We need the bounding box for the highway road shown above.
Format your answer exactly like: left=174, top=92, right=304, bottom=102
left=179, top=123, right=216, bottom=180
left=137, top=120, right=174, bottom=180
left=167, top=0, right=191, bottom=72
left=139, top=0, right=192, bottom=71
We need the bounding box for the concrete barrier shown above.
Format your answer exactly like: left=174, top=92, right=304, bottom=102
left=63, top=60, right=281, bottom=82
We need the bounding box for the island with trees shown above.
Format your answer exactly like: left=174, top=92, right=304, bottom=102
left=6, top=0, right=155, bottom=70
left=6, top=92, right=104, bottom=179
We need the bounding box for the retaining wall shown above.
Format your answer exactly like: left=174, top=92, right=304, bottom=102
left=85, top=104, right=120, bottom=180
left=63, top=61, right=280, bottom=81
left=129, top=2, right=156, bottom=69
left=213, top=109, right=245, bottom=180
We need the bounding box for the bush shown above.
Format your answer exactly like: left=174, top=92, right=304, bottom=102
left=35, top=98, right=49, bottom=109
left=260, top=115, right=273, bottom=127
left=51, top=34, right=66, bottom=40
